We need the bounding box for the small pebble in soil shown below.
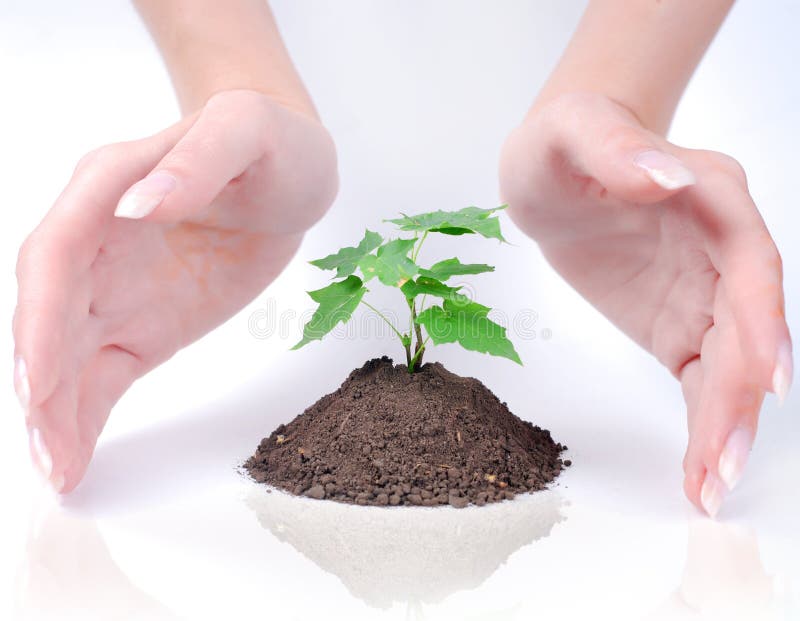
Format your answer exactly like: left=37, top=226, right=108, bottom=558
left=245, top=357, right=568, bottom=509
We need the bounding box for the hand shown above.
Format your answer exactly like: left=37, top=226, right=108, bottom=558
left=13, top=89, right=338, bottom=493
left=499, top=92, right=792, bottom=516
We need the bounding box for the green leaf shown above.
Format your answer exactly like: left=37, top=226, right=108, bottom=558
left=309, top=230, right=383, bottom=278
left=415, top=298, right=522, bottom=364
left=418, top=257, right=495, bottom=281
left=358, top=238, right=418, bottom=287
left=386, top=206, right=507, bottom=242
left=400, top=276, right=462, bottom=300
left=292, top=275, right=367, bottom=349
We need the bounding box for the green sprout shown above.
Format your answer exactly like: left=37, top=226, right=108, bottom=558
left=292, top=206, right=522, bottom=372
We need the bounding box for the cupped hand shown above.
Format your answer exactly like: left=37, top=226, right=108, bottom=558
left=499, top=92, right=791, bottom=517
left=13, top=89, right=338, bottom=493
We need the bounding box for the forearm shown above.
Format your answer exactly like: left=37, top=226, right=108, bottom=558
left=534, top=0, right=734, bottom=134
left=134, top=0, right=316, bottom=118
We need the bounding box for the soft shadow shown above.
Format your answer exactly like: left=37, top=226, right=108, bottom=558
left=245, top=486, right=566, bottom=610
left=62, top=351, right=350, bottom=515
left=15, top=505, right=183, bottom=621
left=646, top=519, right=797, bottom=620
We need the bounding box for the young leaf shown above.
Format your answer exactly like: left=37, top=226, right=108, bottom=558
left=386, top=206, right=507, bottom=242
left=418, top=257, right=495, bottom=281
left=309, top=230, right=383, bottom=278
left=400, top=276, right=462, bottom=300
left=415, top=298, right=522, bottom=364
left=292, top=275, right=367, bottom=349
left=358, top=238, right=418, bottom=287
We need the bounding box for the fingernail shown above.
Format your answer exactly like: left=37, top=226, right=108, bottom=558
left=718, top=427, right=754, bottom=491
left=773, top=341, right=793, bottom=406
left=633, top=150, right=696, bottom=190
left=114, top=171, right=176, bottom=219
left=29, top=427, right=53, bottom=480
left=700, top=472, right=726, bottom=518
left=50, top=473, right=65, bottom=494
left=14, top=355, right=30, bottom=412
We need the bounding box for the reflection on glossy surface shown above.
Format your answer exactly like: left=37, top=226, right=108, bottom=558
left=647, top=519, right=797, bottom=620
left=16, top=507, right=181, bottom=621
left=246, top=486, right=566, bottom=610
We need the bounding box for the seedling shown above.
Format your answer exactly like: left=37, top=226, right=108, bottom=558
left=293, top=206, right=522, bottom=372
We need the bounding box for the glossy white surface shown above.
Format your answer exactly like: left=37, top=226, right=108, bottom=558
left=1, top=2, right=799, bottom=620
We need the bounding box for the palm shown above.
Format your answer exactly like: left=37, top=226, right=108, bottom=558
left=15, top=91, right=337, bottom=491
left=500, top=93, right=788, bottom=512
left=533, top=167, right=719, bottom=377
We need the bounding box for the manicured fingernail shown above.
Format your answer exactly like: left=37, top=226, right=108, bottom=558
left=633, top=150, right=696, bottom=190
left=773, top=341, right=793, bottom=406
left=29, top=427, right=53, bottom=480
left=50, top=473, right=65, bottom=494
left=29, top=428, right=64, bottom=493
left=700, top=472, right=726, bottom=519
left=114, top=171, right=176, bottom=219
left=14, top=355, right=30, bottom=412
left=718, top=427, right=753, bottom=491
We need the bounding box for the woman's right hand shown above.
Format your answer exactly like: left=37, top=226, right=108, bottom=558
left=13, top=89, right=339, bottom=493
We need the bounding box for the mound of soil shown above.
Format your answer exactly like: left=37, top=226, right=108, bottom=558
left=245, top=357, right=568, bottom=508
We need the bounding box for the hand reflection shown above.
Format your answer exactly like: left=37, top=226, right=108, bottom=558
left=647, top=519, right=795, bottom=620
left=16, top=507, right=182, bottom=621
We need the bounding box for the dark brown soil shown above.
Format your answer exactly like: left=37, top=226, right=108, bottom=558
left=245, top=357, right=568, bottom=508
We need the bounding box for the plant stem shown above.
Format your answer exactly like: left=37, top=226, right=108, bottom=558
left=408, top=335, right=430, bottom=371
left=407, top=301, right=428, bottom=372
left=412, top=304, right=424, bottom=354
left=411, top=230, right=428, bottom=263
left=360, top=299, right=405, bottom=342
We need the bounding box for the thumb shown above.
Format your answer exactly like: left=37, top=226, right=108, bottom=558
left=113, top=92, right=268, bottom=222
left=551, top=98, right=696, bottom=204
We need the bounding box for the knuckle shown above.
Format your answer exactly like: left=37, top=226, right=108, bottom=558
left=205, top=89, right=268, bottom=121
left=601, top=123, right=645, bottom=155
left=764, top=241, right=783, bottom=277
left=15, top=231, right=39, bottom=278
left=703, top=151, right=748, bottom=186
left=73, top=143, right=126, bottom=176
left=15, top=231, right=51, bottom=294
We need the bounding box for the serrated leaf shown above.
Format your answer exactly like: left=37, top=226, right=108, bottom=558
left=415, top=298, right=522, bottom=364
left=309, top=230, right=383, bottom=278
left=386, top=206, right=507, bottom=242
left=292, top=275, right=367, bottom=349
left=400, top=276, right=462, bottom=300
left=418, top=257, right=495, bottom=281
left=358, top=238, right=418, bottom=287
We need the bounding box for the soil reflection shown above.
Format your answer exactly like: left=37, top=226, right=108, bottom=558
left=246, top=486, right=566, bottom=610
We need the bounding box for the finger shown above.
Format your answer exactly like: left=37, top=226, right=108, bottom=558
left=680, top=356, right=705, bottom=511
left=62, top=346, right=141, bottom=494
left=688, top=158, right=792, bottom=399
left=682, top=288, right=765, bottom=518
left=14, top=122, right=187, bottom=488
left=27, top=371, right=78, bottom=493
left=545, top=94, right=696, bottom=204
left=114, top=91, right=271, bottom=222
left=13, top=131, right=175, bottom=414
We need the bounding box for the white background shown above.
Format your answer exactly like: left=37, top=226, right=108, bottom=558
left=0, top=1, right=798, bottom=619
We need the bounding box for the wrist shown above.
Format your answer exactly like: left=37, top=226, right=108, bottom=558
left=529, top=0, right=734, bottom=136
left=135, top=0, right=318, bottom=120
left=180, top=70, right=318, bottom=121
